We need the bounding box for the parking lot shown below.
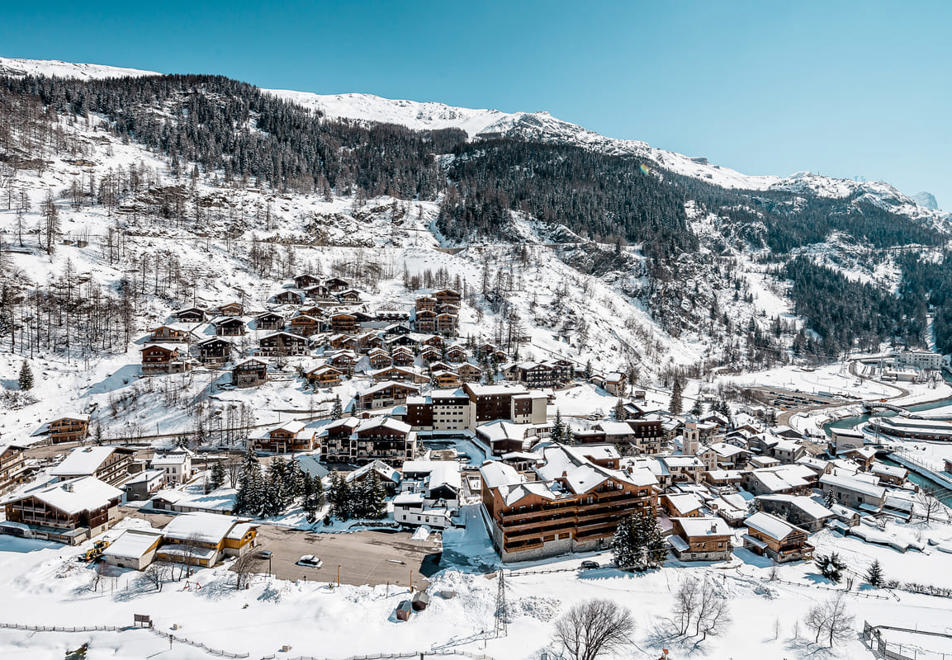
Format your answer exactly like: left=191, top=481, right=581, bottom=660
left=245, top=525, right=441, bottom=588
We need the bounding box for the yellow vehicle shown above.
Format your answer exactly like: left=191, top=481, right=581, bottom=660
left=79, top=539, right=111, bottom=562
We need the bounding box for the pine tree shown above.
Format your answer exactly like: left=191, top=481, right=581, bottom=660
left=865, top=559, right=884, bottom=588
left=584, top=360, right=593, bottom=380
left=824, top=489, right=836, bottom=509
left=234, top=452, right=263, bottom=516
left=210, top=460, right=225, bottom=490
left=551, top=409, right=565, bottom=444
left=642, top=509, right=668, bottom=568
left=331, top=395, right=343, bottom=420
left=614, top=399, right=626, bottom=421
left=364, top=473, right=386, bottom=519
left=815, top=552, right=846, bottom=584
left=690, top=397, right=703, bottom=417
left=669, top=379, right=683, bottom=415
left=18, top=361, right=33, bottom=391
left=611, top=514, right=642, bottom=569
left=329, top=473, right=352, bottom=521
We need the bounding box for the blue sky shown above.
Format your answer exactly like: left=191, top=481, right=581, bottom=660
left=2, top=1, right=950, bottom=207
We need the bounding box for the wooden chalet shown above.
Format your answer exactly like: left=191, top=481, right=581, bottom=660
left=371, top=366, right=428, bottom=384
left=293, top=273, right=323, bottom=289
left=414, top=310, right=436, bottom=333
left=436, top=313, right=458, bottom=336
left=368, top=350, right=393, bottom=369
left=197, top=337, right=235, bottom=366
left=272, top=290, right=303, bottom=305
left=445, top=345, right=467, bottom=362
left=358, top=381, right=420, bottom=410
left=174, top=307, right=206, bottom=323
left=217, top=302, right=244, bottom=317
left=457, top=363, right=483, bottom=383
left=253, top=421, right=317, bottom=454
left=337, top=289, right=362, bottom=303
left=149, top=323, right=194, bottom=343
left=255, top=311, right=285, bottom=331
left=432, top=370, right=461, bottom=389
left=47, top=415, right=90, bottom=444
left=392, top=349, right=416, bottom=367
left=258, top=332, right=309, bottom=357
left=325, top=350, right=358, bottom=375
left=306, top=365, right=343, bottom=387
left=668, top=517, right=733, bottom=561
left=232, top=359, right=268, bottom=388
left=433, top=289, right=461, bottom=307
left=0, top=444, right=29, bottom=495
left=415, top=296, right=437, bottom=312
left=4, top=477, right=123, bottom=544
left=289, top=314, right=324, bottom=337
left=330, top=313, right=357, bottom=334
left=213, top=317, right=246, bottom=336
left=324, top=277, right=350, bottom=292
left=742, top=511, right=814, bottom=563
left=141, top=344, right=189, bottom=375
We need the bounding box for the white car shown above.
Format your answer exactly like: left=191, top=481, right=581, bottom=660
left=296, top=554, right=323, bottom=568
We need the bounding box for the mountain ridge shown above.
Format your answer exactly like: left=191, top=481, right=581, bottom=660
left=1, top=55, right=945, bottom=220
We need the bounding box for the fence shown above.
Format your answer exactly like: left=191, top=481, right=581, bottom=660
left=0, top=621, right=249, bottom=659
left=262, top=653, right=495, bottom=660
left=864, top=621, right=952, bottom=660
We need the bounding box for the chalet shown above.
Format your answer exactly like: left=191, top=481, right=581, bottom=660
left=232, top=358, right=268, bottom=388
left=51, top=446, right=135, bottom=486
left=386, top=334, right=421, bottom=349
left=324, top=277, right=350, bottom=292
left=421, top=335, right=444, bottom=349
left=151, top=450, right=193, bottom=485
left=668, top=517, right=733, bottom=562
left=254, top=311, right=285, bottom=331
left=210, top=316, right=245, bottom=337
left=328, top=334, right=358, bottom=351
left=155, top=513, right=257, bottom=568
left=400, top=460, right=462, bottom=509
left=356, top=331, right=383, bottom=353
left=414, top=309, right=437, bottom=333
left=432, top=370, right=461, bottom=389
left=771, top=439, right=806, bottom=464
left=755, top=495, right=834, bottom=532
left=306, top=364, right=343, bottom=388
left=253, top=421, right=317, bottom=454
left=697, top=442, right=749, bottom=471
left=742, top=464, right=816, bottom=496
left=293, top=273, right=322, bottom=289
left=271, top=289, right=303, bottom=305
left=325, top=350, right=358, bottom=374
left=149, top=323, right=196, bottom=343
left=299, top=305, right=328, bottom=318
left=457, top=363, right=483, bottom=383
left=371, top=366, right=428, bottom=384
left=196, top=337, right=236, bottom=366
left=358, top=381, right=420, bottom=410
left=663, top=492, right=704, bottom=518
left=627, top=417, right=665, bottom=454
left=0, top=444, right=29, bottom=495
left=479, top=444, right=658, bottom=561
left=305, top=284, right=331, bottom=300
left=464, top=383, right=547, bottom=427
left=320, top=418, right=360, bottom=463
left=330, top=313, right=357, bottom=334
left=415, top=296, right=437, bottom=312
left=819, top=472, right=886, bottom=510
left=742, top=511, right=814, bottom=563
left=174, top=307, right=207, bottom=323
left=435, top=313, right=458, bottom=336
left=870, top=462, right=907, bottom=486
left=4, top=477, right=123, bottom=544
left=368, top=350, right=393, bottom=369
left=351, top=417, right=417, bottom=465
left=393, top=493, right=453, bottom=529
left=392, top=349, right=416, bottom=367
left=141, top=344, right=189, bottom=375
left=433, top=289, right=461, bottom=308
left=258, top=332, right=309, bottom=357
left=47, top=414, right=90, bottom=444
left=289, top=314, right=324, bottom=337
left=217, top=302, right=244, bottom=317
left=419, top=346, right=441, bottom=363
left=602, top=372, right=627, bottom=396
left=382, top=322, right=413, bottom=336
left=338, top=288, right=362, bottom=304
left=445, top=345, right=467, bottom=362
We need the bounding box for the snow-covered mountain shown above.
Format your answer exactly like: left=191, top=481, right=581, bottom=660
left=2, top=56, right=944, bottom=220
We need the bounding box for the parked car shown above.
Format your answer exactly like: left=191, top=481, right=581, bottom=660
left=579, top=560, right=599, bottom=570
left=296, top=554, right=323, bottom=568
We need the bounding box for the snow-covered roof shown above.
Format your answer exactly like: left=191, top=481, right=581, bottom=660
left=102, top=529, right=162, bottom=559
left=345, top=460, right=400, bottom=484
left=162, top=512, right=239, bottom=544
left=151, top=453, right=189, bottom=467
left=664, top=493, right=704, bottom=514
left=401, top=460, right=461, bottom=491
left=756, top=494, right=833, bottom=520
left=744, top=511, right=803, bottom=541
left=355, top=416, right=411, bottom=434
left=674, top=516, right=731, bottom=538
left=51, top=446, right=122, bottom=477
left=819, top=473, right=886, bottom=499
left=871, top=463, right=907, bottom=479
left=478, top=461, right=523, bottom=489
left=14, top=477, right=122, bottom=515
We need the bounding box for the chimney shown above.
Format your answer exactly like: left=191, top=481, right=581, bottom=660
left=709, top=522, right=717, bottom=533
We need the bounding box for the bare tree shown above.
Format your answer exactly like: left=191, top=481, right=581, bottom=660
left=232, top=552, right=259, bottom=590
left=804, top=593, right=854, bottom=648
left=916, top=487, right=945, bottom=524
left=670, top=576, right=700, bottom=636
left=553, top=598, right=635, bottom=660
left=693, top=579, right=732, bottom=643
left=143, top=562, right=169, bottom=591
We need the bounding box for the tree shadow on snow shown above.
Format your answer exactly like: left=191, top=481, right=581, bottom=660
left=86, top=364, right=143, bottom=394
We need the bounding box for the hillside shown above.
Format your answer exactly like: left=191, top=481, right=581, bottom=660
left=0, top=56, right=948, bottom=427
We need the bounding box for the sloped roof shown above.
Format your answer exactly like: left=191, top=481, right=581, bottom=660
left=15, top=477, right=122, bottom=515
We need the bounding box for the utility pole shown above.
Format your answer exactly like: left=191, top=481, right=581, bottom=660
left=494, top=570, right=508, bottom=638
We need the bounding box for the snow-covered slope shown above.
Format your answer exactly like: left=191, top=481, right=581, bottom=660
left=2, top=56, right=947, bottom=219
left=0, top=56, right=157, bottom=80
